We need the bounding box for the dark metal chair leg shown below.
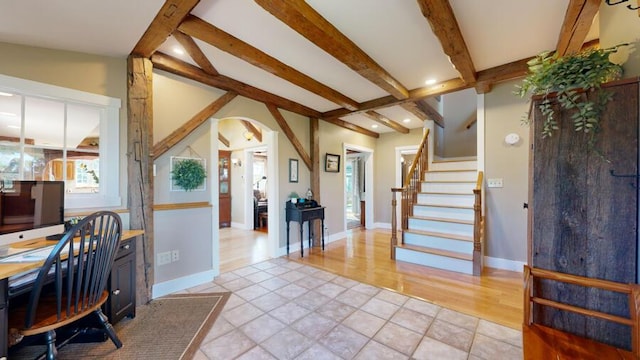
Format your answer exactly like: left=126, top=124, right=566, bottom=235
left=44, top=330, right=57, bottom=360
left=96, top=309, right=122, bottom=348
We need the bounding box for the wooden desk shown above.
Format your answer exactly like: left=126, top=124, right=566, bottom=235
left=285, top=202, right=325, bottom=257
left=0, top=229, right=143, bottom=359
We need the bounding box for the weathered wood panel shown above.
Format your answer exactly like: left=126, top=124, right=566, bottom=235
left=530, top=79, right=639, bottom=349
left=127, top=56, right=154, bottom=305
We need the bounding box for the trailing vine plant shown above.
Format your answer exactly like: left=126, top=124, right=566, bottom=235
left=516, top=43, right=629, bottom=139
left=171, top=158, right=206, bottom=191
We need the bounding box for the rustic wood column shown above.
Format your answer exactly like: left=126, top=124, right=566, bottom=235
left=310, top=117, right=321, bottom=246
left=127, top=55, right=154, bottom=305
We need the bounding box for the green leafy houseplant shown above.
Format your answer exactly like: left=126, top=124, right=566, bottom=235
left=516, top=44, right=629, bottom=138
left=171, top=158, right=206, bottom=191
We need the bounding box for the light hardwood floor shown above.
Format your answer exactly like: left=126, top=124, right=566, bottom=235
left=219, top=227, right=523, bottom=330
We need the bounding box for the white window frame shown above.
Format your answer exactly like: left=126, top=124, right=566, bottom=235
left=0, top=74, right=121, bottom=209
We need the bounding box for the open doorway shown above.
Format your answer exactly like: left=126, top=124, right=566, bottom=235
left=345, top=151, right=364, bottom=229
left=213, top=119, right=279, bottom=276
left=250, top=148, right=269, bottom=233
left=343, top=144, right=373, bottom=231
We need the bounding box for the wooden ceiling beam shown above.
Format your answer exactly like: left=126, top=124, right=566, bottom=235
left=255, top=0, right=409, bottom=100
left=323, top=39, right=602, bottom=121
left=363, top=111, right=410, bottom=134
left=267, top=104, right=312, bottom=170
left=323, top=78, right=469, bottom=120
left=178, top=15, right=360, bottom=111
left=131, top=0, right=200, bottom=58
left=153, top=92, right=237, bottom=160
left=401, top=101, right=444, bottom=128
left=172, top=30, right=218, bottom=75
left=416, top=0, right=477, bottom=84
left=556, top=0, right=600, bottom=57
left=151, top=52, right=322, bottom=118
left=323, top=118, right=380, bottom=139
left=241, top=120, right=262, bottom=143
left=218, top=133, right=230, bottom=147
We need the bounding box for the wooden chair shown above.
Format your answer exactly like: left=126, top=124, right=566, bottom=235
left=9, top=211, right=123, bottom=359
left=523, top=265, right=640, bottom=359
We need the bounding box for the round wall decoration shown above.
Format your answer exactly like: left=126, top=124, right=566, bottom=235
left=171, top=157, right=206, bottom=191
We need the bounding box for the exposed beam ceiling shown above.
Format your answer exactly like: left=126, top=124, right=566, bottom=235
left=255, top=0, right=409, bottom=100
left=151, top=52, right=321, bottom=118
left=555, top=0, right=600, bottom=56
left=416, top=0, right=477, bottom=84
left=267, top=104, right=312, bottom=170
left=179, top=15, right=360, bottom=111
left=172, top=30, right=218, bottom=75
left=401, top=101, right=445, bottom=128
left=363, top=111, right=409, bottom=134
left=131, top=0, right=200, bottom=58
left=241, top=120, right=262, bottom=142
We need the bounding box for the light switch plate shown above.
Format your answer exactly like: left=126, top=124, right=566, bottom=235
left=487, top=178, right=503, bottom=188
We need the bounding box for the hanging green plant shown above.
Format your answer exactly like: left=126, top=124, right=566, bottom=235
left=171, top=158, right=206, bottom=191
left=515, top=43, right=629, bottom=138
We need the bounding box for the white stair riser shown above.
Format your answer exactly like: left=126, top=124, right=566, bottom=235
left=425, top=171, right=477, bottom=182
left=417, top=193, right=474, bottom=207
left=404, top=233, right=473, bottom=253
left=409, top=218, right=473, bottom=237
left=395, top=248, right=473, bottom=274
left=429, top=161, right=477, bottom=171
left=413, top=205, right=474, bottom=221
left=421, top=182, right=475, bottom=194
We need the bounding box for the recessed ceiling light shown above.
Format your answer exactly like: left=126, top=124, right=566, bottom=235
left=0, top=92, right=14, bottom=97
left=0, top=112, right=17, bottom=117
left=371, top=124, right=379, bottom=129
left=403, top=118, right=411, bottom=123
left=7, top=125, right=20, bottom=129
left=173, top=47, right=185, bottom=55
left=425, top=79, right=437, bottom=86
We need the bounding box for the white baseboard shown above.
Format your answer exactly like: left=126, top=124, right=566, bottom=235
left=152, top=269, right=217, bottom=299
left=375, top=222, right=392, bottom=230
left=277, top=231, right=345, bottom=257
left=231, top=222, right=252, bottom=230
left=483, top=256, right=525, bottom=272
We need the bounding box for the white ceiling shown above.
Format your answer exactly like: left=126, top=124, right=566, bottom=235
left=0, top=0, right=599, bottom=134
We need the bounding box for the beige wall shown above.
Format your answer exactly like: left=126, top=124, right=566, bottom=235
left=600, top=3, right=640, bottom=78
left=484, top=79, right=530, bottom=263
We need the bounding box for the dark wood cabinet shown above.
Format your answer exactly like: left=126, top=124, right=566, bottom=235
left=529, top=78, right=639, bottom=349
left=219, top=150, right=231, bottom=228
left=104, top=237, right=136, bottom=324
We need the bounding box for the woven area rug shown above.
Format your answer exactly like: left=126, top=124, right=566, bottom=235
left=9, top=292, right=229, bottom=360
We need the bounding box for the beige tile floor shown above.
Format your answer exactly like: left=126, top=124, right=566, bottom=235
left=184, top=258, right=523, bottom=360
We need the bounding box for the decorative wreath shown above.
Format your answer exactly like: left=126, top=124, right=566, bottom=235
left=171, top=158, right=206, bottom=191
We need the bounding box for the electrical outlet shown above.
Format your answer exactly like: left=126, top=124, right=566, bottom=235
left=171, top=250, right=180, bottom=262
left=487, top=178, right=504, bottom=188
left=157, top=251, right=171, bottom=266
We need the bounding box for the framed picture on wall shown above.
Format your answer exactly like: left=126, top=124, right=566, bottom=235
left=325, top=153, right=340, bottom=173
left=289, top=159, right=298, bottom=182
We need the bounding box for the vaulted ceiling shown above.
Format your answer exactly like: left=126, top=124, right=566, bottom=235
left=0, top=0, right=600, bottom=137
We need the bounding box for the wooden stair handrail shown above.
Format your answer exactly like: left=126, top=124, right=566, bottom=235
left=390, top=129, right=429, bottom=259
left=524, top=265, right=640, bottom=357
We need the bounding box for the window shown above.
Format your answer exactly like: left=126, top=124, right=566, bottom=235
left=0, top=74, right=121, bottom=209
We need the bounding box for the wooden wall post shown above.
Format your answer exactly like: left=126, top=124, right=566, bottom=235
left=127, top=55, right=154, bottom=305
left=311, top=118, right=321, bottom=247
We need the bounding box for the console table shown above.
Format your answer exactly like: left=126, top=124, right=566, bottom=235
left=285, top=201, right=325, bottom=257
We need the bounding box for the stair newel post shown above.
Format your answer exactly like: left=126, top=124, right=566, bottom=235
left=391, top=188, right=402, bottom=259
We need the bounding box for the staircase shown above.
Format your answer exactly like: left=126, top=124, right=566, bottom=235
left=394, top=160, right=481, bottom=275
